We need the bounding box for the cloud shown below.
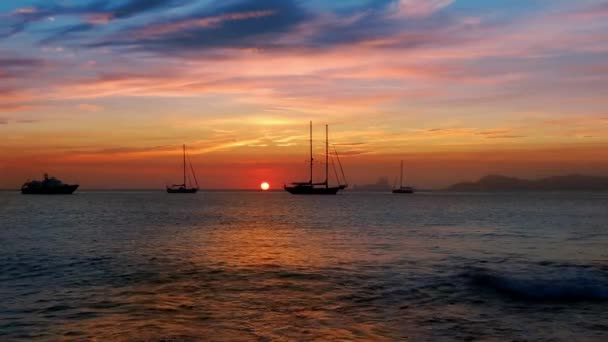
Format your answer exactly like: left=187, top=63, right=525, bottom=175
left=0, top=87, right=36, bottom=112
left=477, top=130, right=512, bottom=136
left=13, top=7, right=38, bottom=14
left=333, top=142, right=367, bottom=147
left=335, top=150, right=371, bottom=156
left=86, top=13, right=114, bottom=25
left=393, top=0, right=454, bottom=18
left=69, top=145, right=175, bottom=156
left=0, top=117, right=39, bottom=124
left=2, top=0, right=194, bottom=38
left=0, top=57, right=48, bottom=113
left=2, top=0, right=482, bottom=59
left=91, top=0, right=310, bottom=52
left=111, top=0, right=192, bottom=19
left=77, top=104, right=103, bottom=112
left=484, top=135, right=527, bottom=139
left=15, top=119, right=39, bottom=124
left=409, top=128, right=530, bottom=141
left=566, top=1, right=608, bottom=21
left=136, top=10, right=278, bottom=37
left=41, top=24, right=96, bottom=44
left=0, top=57, right=45, bottom=79
left=0, top=104, right=37, bottom=112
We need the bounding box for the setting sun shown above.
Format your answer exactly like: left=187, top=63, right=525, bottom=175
left=260, top=182, right=270, bottom=191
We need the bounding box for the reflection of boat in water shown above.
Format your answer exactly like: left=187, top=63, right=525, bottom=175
left=392, top=160, right=415, bottom=194
left=285, top=122, right=348, bottom=195
left=167, top=144, right=199, bottom=194
left=21, top=174, right=79, bottom=194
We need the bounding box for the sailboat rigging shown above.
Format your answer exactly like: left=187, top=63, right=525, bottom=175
left=167, top=144, right=199, bottom=194
left=284, top=122, right=348, bottom=195
left=392, top=160, right=414, bottom=194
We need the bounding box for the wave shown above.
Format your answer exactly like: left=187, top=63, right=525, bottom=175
left=466, top=267, right=608, bottom=302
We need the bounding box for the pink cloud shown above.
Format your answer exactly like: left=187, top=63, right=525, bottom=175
left=0, top=104, right=38, bottom=112
left=566, top=2, right=608, bottom=21
left=13, top=7, right=38, bottom=15
left=86, top=13, right=114, bottom=25
left=393, top=0, right=454, bottom=18
left=77, top=103, right=103, bottom=112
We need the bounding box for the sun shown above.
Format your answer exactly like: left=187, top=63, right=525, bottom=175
left=260, top=182, right=270, bottom=191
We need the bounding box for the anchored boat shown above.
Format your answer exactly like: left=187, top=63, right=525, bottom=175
left=21, top=174, right=79, bottom=194
left=392, top=160, right=415, bottom=194
left=285, top=122, right=348, bottom=195
left=167, top=144, right=199, bottom=194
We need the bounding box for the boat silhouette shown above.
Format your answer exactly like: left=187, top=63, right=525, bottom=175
left=21, top=174, right=79, bottom=194
left=392, top=160, right=415, bottom=194
left=285, top=122, right=348, bottom=195
left=167, top=144, right=199, bottom=194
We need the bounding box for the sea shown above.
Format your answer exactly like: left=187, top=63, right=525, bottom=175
left=1, top=191, right=607, bottom=341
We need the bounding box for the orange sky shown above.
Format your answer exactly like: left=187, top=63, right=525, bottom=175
left=3, top=138, right=608, bottom=189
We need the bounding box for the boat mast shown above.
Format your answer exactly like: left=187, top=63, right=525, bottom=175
left=400, top=160, right=404, bottom=189
left=325, top=124, right=329, bottom=188
left=309, top=121, right=313, bottom=184
left=183, top=144, right=186, bottom=187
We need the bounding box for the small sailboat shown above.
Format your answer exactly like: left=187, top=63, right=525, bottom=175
left=392, top=160, right=415, bottom=194
left=285, top=121, right=348, bottom=195
left=167, top=144, right=199, bottom=194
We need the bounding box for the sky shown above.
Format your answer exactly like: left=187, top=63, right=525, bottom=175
left=1, top=0, right=608, bottom=189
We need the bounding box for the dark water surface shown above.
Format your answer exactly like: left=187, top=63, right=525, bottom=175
left=1, top=191, right=607, bottom=341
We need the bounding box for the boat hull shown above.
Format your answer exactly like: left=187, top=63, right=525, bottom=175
left=392, top=188, right=414, bottom=194
left=21, top=185, right=79, bottom=195
left=284, top=185, right=343, bottom=195
left=166, top=187, right=198, bottom=194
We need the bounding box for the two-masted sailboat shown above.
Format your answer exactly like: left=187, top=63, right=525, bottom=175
left=284, top=122, right=348, bottom=195
left=392, top=160, right=415, bottom=194
left=167, top=144, right=199, bottom=194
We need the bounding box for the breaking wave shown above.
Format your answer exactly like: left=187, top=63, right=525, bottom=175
left=466, top=267, right=608, bottom=302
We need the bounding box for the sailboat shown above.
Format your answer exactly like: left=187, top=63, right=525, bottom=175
left=285, top=122, right=348, bottom=195
left=167, top=144, right=199, bottom=194
left=392, top=160, right=415, bottom=194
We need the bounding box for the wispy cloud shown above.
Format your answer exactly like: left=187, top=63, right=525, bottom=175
left=91, top=0, right=308, bottom=52
left=77, top=104, right=103, bottom=112
left=136, top=10, right=277, bottom=37
left=565, top=1, right=608, bottom=21
left=2, top=0, right=194, bottom=38
left=0, top=57, right=45, bottom=79
left=393, top=0, right=454, bottom=18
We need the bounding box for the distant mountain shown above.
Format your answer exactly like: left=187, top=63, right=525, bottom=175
left=353, top=177, right=392, bottom=192
left=447, top=174, right=608, bottom=191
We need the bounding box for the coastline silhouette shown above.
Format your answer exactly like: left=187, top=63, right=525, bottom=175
left=447, top=174, right=608, bottom=191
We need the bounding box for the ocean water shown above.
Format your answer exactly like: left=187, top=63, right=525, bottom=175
left=1, top=191, right=607, bottom=341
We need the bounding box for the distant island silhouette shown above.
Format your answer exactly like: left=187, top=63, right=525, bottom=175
left=447, top=174, right=608, bottom=191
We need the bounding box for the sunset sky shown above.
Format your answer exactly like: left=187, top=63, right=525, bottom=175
left=1, top=0, right=608, bottom=189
